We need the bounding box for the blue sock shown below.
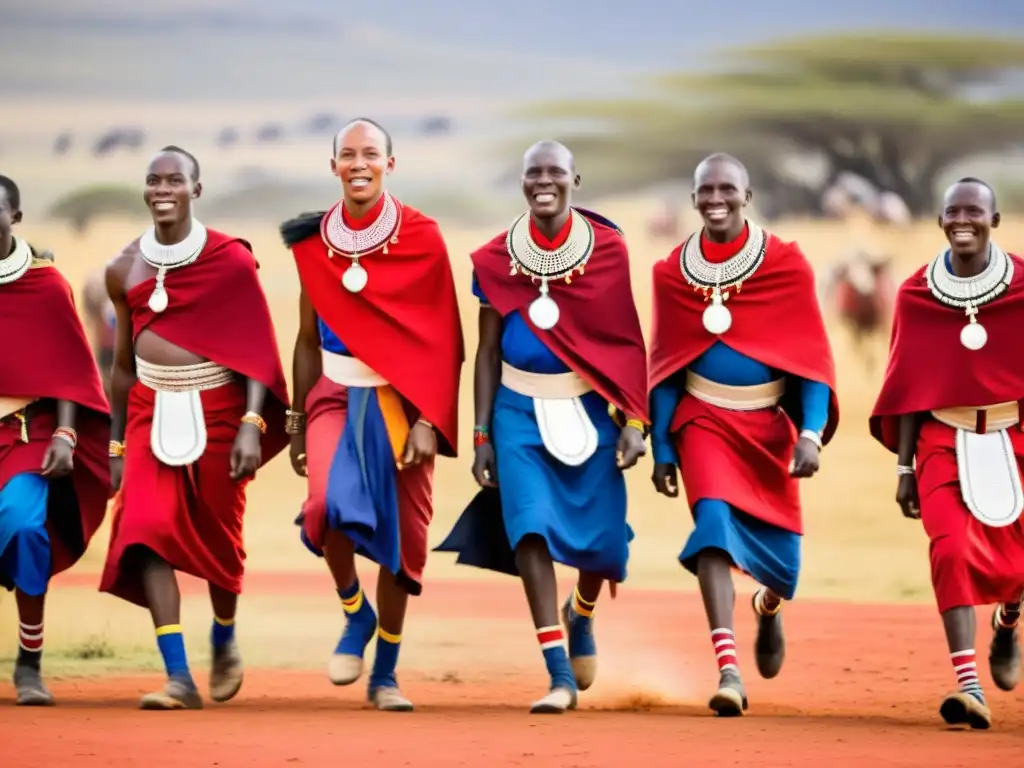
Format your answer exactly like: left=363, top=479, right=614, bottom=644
left=155, top=625, right=192, bottom=681
left=368, top=629, right=401, bottom=690
left=335, top=581, right=377, bottom=657
left=538, top=626, right=576, bottom=690
left=211, top=616, right=235, bottom=650
left=564, top=592, right=597, bottom=659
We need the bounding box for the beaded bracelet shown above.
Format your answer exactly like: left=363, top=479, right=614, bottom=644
left=473, top=425, right=490, bottom=447
left=53, top=427, right=77, bottom=449
left=285, top=409, right=306, bottom=435
left=241, top=411, right=267, bottom=435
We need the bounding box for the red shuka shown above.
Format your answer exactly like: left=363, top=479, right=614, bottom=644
left=0, top=261, right=112, bottom=575
left=125, top=230, right=290, bottom=453
left=289, top=201, right=464, bottom=456
left=870, top=254, right=1024, bottom=449
left=99, top=231, right=289, bottom=606
left=870, top=254, right=1024, bottom=611
left=471, top=212, right=649, bottom=422
left=648, top=230, right=839, bottom=534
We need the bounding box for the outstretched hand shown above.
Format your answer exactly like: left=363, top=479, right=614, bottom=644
left=789, top=436, right=821, bottom=478
left=472, top=443, right=498, bottom=487
left=41, top=437, right=74, bottom=478
left=897, top=474, right=920, bottom=519
left=400, top=422, right=437, bottom=470
left=616, top=425, right=646, bottom=470
left=652, top=462, right=679, bottom=497
left=230, top=422, right=262, bottom=481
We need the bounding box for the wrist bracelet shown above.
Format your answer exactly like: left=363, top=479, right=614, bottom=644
left=896, top=464, right=915, bottom=476
left=109, top=440, right=125, bottom=458
left=241, top=411, right=267, bottom=435
left=53, top=427, right=78, bottom=449
left=799, top=429, right=823, bottom=450
left=473, top=425, right=489, bottom=447
left=285, top=409, right=306, bottom=435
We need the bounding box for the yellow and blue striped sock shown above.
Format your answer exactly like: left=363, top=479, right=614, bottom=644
left=369, top=628, right=401, bottom=690
left=155, top=624, right=191, bottom=679
left=211, top=615, right=235, bottom=650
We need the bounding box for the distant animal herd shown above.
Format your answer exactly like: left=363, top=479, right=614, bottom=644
left=47, top=113, right=454, bottom=158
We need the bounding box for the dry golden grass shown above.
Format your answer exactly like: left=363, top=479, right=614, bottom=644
left=4, top=199, right=1018, bottom=672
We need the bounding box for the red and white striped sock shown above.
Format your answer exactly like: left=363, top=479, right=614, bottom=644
left=711, top=627, right=739, bottom=675
left=951, top=648, right=984, bottom=701
left=18, top=621, right=43, bottom=666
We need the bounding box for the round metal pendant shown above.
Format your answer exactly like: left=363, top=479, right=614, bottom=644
left=148, top=287, right=168, bottom=313
left=528, top=294, right=560, bottom=330
left=342, top=262, right=368, bottom=293
left=702, top=301, right=732, bottom=335
left=960, top=321, right=988, bottom=351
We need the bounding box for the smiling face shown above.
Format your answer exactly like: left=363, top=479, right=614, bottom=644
left=144, top=151, right=200, bottom=227
left=331, top=121, right=394, bottom=207
left=692, top=157, right=751, bottom=241
left=940, top=181, right=999, bottom=258
left=521, top=141, right=579, bottom=220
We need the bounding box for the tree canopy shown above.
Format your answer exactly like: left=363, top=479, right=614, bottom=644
left=514, top=34, right=1024, bottom=217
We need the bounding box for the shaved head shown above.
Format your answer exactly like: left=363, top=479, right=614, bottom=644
left=333, top=117, right=393, bottom=158
left=694, top=153, right=750, bottom=190
left=523, top=140, right=574, bottom=172
left=951, top=176, right=997, bottom=211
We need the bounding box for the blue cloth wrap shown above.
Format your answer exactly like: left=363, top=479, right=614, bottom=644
left=0, top=473, right=52, bottom=596
left=435, top=273, right=632, bottom=581
left=295, top=316, right=409, bottom=590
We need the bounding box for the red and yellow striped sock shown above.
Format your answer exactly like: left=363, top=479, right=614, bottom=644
left=338, top=583, right=364, bottom=615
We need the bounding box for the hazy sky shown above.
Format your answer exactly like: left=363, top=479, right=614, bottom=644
left=2, top=1, right=1021, bottom=100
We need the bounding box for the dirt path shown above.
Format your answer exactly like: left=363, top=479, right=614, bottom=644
left=5, top=577, right=1023, bottom=766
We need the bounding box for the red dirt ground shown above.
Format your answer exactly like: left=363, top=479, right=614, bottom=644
left=4, top=574, right=1024, bottom=766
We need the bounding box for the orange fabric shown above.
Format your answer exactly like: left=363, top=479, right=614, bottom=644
left=300, top=376, right=434, bottom=590
left=376, top=385, right=410, bottom=462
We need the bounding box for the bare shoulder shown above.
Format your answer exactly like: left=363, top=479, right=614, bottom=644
left=104, top=239, right=140, bottom=297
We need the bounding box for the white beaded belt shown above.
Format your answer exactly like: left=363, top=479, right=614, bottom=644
left=685, top=370, right=785, bottom=411
left=135, top=357, right=235, bottom=392
left=321, top=349, right=388, bottom=387
left=501, top=362, right=593, bottom=400
left=931, top=402, right=1019, bottom=434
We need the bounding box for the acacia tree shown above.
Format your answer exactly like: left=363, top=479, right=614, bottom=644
left=516, top=34, right=1024, bottom=217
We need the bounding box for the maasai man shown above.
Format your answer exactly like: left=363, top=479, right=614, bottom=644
left=100, top=147, right=289, bottom=710
left=435, top=141, right=649, bottom=714
left=280, top=118, right=463, bottom=712
left=0, top=175, right=111, bottom=706
left=870, top=178, right=1024, bottom=730
left=648, top=154, right=839, bottom=716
